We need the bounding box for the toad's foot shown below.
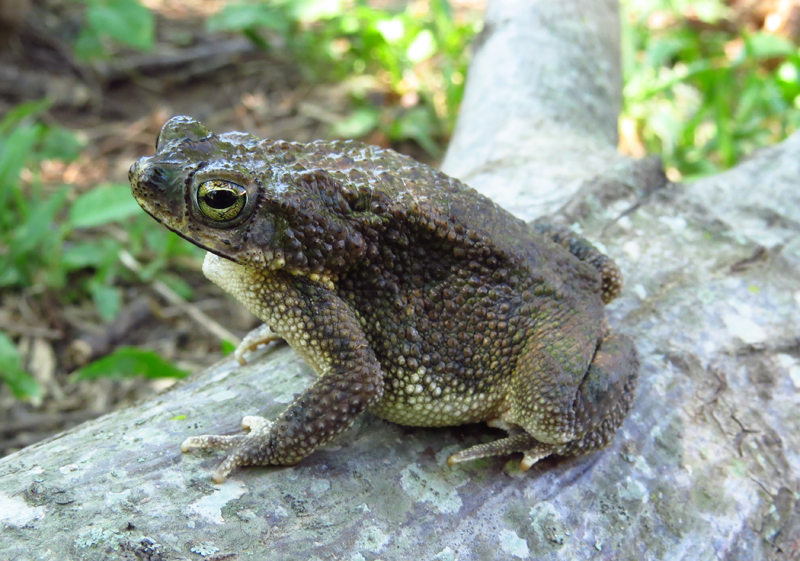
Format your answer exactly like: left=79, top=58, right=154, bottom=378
left=181, top=415, right=276, bottom=483
left=446, top=432, right=557, bottom=471
left=234, top=324, right=283, bottom=365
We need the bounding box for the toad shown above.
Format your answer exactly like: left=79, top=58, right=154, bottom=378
left=129, top=116, right=639, bottom=482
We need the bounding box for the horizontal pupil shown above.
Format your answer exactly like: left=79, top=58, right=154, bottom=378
left=205, top=190, right=240, bottom=209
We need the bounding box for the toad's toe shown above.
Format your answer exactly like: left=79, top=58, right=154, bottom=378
left=181, top=416, right=277, bottom=481
left=447, top=433, right=539, bottom=466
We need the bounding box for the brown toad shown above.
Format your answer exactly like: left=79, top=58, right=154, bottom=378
left=129, top=116, right=639, bottom=482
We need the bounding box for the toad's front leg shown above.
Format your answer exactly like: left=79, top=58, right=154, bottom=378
left=182, top=275, right=384, bottom=482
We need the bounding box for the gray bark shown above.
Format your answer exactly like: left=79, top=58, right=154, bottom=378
left=2, top=0, right=799, bottom=560
left=441, top=0, right=626, bottom=218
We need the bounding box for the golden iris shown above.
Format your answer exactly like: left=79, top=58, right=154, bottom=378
left=197, top=180, right=247, bottom=221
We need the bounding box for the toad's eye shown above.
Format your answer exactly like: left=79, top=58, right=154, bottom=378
left=197, top=180, right=247, bottom=221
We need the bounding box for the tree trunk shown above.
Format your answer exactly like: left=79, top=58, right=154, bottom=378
left=2, top=1, right=799, bottom=559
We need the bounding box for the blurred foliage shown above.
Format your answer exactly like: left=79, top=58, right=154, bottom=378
left=621, top=0, right=800, bottom=180
left=208, top=0, right=479, bottom=156
left=74, top=0, right=155, bottom=59
left=63, top=0, right=800, bottom=174
left=0, top=332, right=41, bottom=401
left=0, top=101, right=201, bottom=397
left=72, top=347, right=188, bottom=380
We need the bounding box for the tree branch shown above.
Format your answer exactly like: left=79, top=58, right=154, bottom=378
left=442, top=0, right=627, bottom=218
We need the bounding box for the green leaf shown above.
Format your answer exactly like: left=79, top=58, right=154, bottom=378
left=62, top=241, right=113, bottom=270
left=0, top=122, right=42, bottom=195
left=429, top=0, right=453, bottom=25
left=69, top=184, right=142, bottom=228
left=0, top=256, right=22, bottom=287
left=646, top=37, right=687, bottom=68
left=332, top=107, right=380, bottom=138
left=90, top=282, right=122, bottom=322
left=241, top=27, right=271, bottom=50
left=682, top=0, right=728, bottom=24
left=162, top=230, right=202, bottom=259
left=159, top=273, right=194, bottom=300
left=208, top=3, right=291, bottom=33
left=73, top=26, right=106, bottom=60
left=74, top=347, right=189, bottom=380
left=746, top=33, right=794, bottom=60
left=39, top=126, right=83, bottom=162
left=220, top=339, right=237, bottom=356
left=392, top=106, right=441, bottom=157
left=137, top=257, right=165, bottom=282
left=0, top=98, right=51, bottom=135
left=0, top=332, right=42, bottom=401
left=13, top=187, right=69, bottom=255
left=88, top=0, right=155, bottom=51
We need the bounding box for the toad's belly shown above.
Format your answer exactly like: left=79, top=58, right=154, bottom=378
left=368, top=384, right=508, bottom=427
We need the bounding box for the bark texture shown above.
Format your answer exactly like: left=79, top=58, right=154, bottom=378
left=2, top=0, right=799, bottom=560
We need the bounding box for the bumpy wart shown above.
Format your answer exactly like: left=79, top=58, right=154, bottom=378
left=129, top=115, right=639, bottom=482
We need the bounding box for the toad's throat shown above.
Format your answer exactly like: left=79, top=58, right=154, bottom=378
left=202, top=252, right=249, bottom=294
left=202, top=252, right=333, bottom=319
left=202, top=252, right=281, bottom=325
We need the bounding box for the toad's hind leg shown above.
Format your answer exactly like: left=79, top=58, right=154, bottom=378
left=532, top=221, right=624, bottom=304
left=448, top=333, right=638, bottom=471
left=446, top=431, right=555, bottom=471
left=515, top=332, right=638, bottom=469
left=556, top=333, right=639, bottom=458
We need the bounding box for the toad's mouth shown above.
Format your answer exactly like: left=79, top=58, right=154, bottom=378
left=136, top=214, right=245, bottom=268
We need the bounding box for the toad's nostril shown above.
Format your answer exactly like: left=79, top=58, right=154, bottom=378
left=144, top=168, right=169, bottom=192
left=128, top=157, right=151, bottom=185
